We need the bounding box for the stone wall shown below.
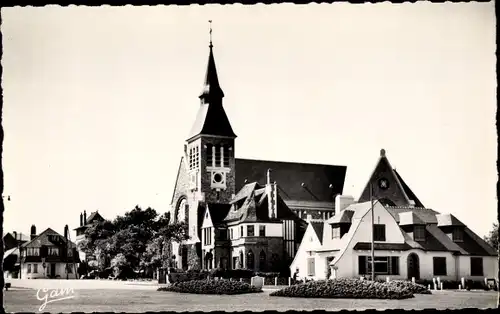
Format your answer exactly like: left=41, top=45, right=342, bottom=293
left=199, top=137, right=236, bottom=204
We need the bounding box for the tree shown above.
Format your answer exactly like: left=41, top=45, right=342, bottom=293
left=78, top=206, right=188, bottom=279
left=484, top=222, right=499, bottom=254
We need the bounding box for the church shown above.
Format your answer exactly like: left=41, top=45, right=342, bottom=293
left=169, top=36, right=347, bottom=273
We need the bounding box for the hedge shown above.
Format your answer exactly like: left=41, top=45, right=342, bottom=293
left=270, top=278, right=415, bottom=299
left=158, top=279, right=263, bottom=295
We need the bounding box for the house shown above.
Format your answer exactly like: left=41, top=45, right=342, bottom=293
left=199, top=171, right=308, bottom=271
left=3, top=231, right=30, bottom=251
left=290, top=149, right=498, bottom=282
left=20, top=225, right=80, bottom=279
left=3, top=231, right=33, bottom=278
left=169, top=35, right=346, bottom=271
left=74, top=210, right=105, bottom=261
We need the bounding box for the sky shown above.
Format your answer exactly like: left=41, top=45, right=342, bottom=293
left=1, top=2, right=497, bottom=240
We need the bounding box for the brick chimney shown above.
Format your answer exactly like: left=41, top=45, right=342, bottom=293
left=84, top=210, right=87, bottom=225
left=335, top=195, right=355, bottom=216
left=80, top=212, right=83, bottom=226
left=30, top=225, right=37, bottom=240
left=266, top=169, right=277, bottom=219
left=64, top=225, right=69, bottom=239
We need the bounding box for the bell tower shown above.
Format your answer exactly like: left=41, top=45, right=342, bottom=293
left=186, top=22, right=237, bottom=206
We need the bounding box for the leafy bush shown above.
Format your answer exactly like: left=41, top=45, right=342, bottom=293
left=209, top=268, right=255, bottom=279
left=386, top=280, right=431, bottom=294
left=270, top=278, right=414, bottom=299
left=255, top=272, right=281, bottom=278
left=167, top=271, right=209, bottom=283
left=158, top=279, right=262, bottom=295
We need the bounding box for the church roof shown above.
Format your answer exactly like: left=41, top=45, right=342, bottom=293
left=234, top=158, right=346, bottom=204
left=187, top=45, right=236, bottom=141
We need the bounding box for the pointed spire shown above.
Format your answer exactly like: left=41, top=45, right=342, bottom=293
left=199, top=20, right=224, bottom=101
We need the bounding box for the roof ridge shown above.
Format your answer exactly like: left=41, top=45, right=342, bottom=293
left=235, top=157, right=346, bottom=168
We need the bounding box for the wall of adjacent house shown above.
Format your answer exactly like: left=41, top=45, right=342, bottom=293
left=457, top=255, right=498, bottom=280
left=289, top=224, right=321, bottom=278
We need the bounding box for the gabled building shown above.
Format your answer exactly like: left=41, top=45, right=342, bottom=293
left=291, top=149, right=498, bottom=282
left=20, top=225, right=80, bottom=279
left=74, top=210, right=105, bottom=261
left=199, top=171, right=308, bottom=272
left=169, top=35, right=346, bottom=271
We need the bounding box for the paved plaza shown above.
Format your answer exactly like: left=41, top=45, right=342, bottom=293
left=3, top=279, right=498, bottom=312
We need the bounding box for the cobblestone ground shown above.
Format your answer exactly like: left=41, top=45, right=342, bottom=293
left=3, top=279, right=497, bottom=312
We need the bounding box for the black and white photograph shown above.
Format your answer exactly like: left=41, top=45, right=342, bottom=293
left=1, top=2, right=498, bottom=312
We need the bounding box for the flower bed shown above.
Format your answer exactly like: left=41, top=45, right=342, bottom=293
left=386, top=280, right=431, bottom=294
left=270, top=278, right=414, bottom=299
left=158, top=279, right=263, bottom=295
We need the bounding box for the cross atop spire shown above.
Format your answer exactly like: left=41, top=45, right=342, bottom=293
left=209, top=20, right=213, bottom=48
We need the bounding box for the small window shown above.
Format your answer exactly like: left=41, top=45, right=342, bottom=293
left=470, top=257, right=483, bottom=276
left=259, top=225, right=266, bottom=237
left=215, top=145, right=222, bottom=167
left=240, top=226, right=244, bottom=238
left=207, top=144, right=214, bottom=166
left=33, top=264, right=38, bottom=273
left=27, top=264, right=32, bottom=273
left=48, top=247, right=59, bottom=256
left=247, top=225, right=254, bottom=237
left=374, top=224, right=386, bottom=241
left=452, top=228, right=464, bottom=242
left=433, top=257, right=447, bottom=276
left=414, top=225, right=426, bottom=241
left=223, top=146, right=230, bottom=167
left=307, top=258, right=315, bottom=276
left=332, top=226, right=340, bottom=239
left=230, top=229, right=233, bottom=240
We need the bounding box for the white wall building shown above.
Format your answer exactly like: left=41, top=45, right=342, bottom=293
left=291, top=150, right=498, bottom=283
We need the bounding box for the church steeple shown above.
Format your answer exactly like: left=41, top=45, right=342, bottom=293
left=187, top=21, right=236, bottom=141
left=199, top=44, right=224, bottom=101
left=199, top=20, right=224, bottom=102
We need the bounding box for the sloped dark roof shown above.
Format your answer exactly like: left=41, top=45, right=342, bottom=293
left=353, top=242, right=412, bottom=251
left=393, top=169, right=425, bottom=208
left=310, top=222, right=324, bottom=244
left=22, top=228, right=77, bottom=249
left=188, top=103, right=236, bottom=140
left=206, top=203, right=232, bottom=226
left=86, top=211, right=104, bottom=224
left=188, top=45, right=236, bottom=140
left=386, top=207, right=439, bottom=224
left=224, top=181, right=303, bottom=224
left=235, top=158, right=346, bottom=203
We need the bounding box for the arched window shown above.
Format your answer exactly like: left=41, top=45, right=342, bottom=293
left=176, top=197, right=188, bottom=224
left=259, top=250, right=267, bottom=271
left=246, top=250, right=254, bottom=270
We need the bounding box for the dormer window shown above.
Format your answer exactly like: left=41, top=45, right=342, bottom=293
left=414, top=225, right=426, bottom=242
left=452, top=227, right=464, bottom=242
left=332, top=226, right=340, bottom=239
